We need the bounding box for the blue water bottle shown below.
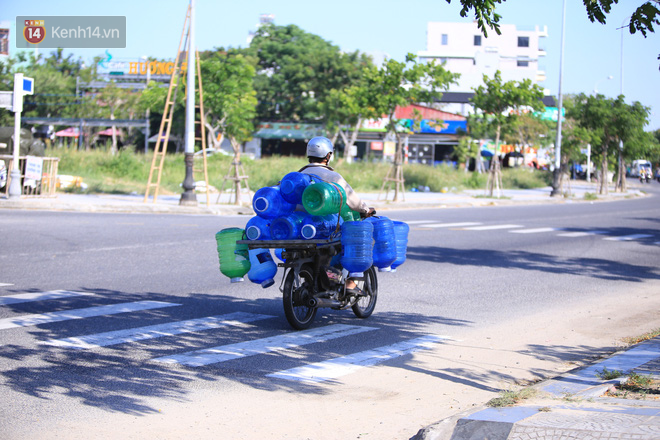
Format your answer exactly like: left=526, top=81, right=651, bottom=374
left=301, top=214, right=342, bottom=240
left=280, top=172, right=312, bottom=204
left=247, top=248, right=277, bottom=288
left=391, top=221, right=410, bottom=272
left=340, top=221, right=374, bottom=275
left=365, top=216, right=397, bottom=271
left=253, top=185, right=295, bottom=219
left=245, top=216, right=272, bottom=240
left=270, top=211, right=307, bottom=240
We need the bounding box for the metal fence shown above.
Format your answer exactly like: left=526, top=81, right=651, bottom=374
left=0, top=155, right=59, bottom=198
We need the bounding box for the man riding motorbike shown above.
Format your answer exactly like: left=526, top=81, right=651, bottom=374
left=298, top=136, right=375, bottom=294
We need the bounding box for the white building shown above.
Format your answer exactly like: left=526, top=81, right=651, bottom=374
left=418, top=21, right=548, bottom=95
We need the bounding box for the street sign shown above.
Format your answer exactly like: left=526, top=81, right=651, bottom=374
left=0, top=91, right=13, bottom=111
left=22, top=77, right=34, bottom=95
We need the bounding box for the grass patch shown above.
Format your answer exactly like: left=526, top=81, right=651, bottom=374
left=46, top=146, right=555, bottom=196
left=595, top=367, right=625, bottom=380
left=622, top=328, right=660, bottom=346
left=487, top=388, right=537, bottom=408
left=584, top=192, right=598, bottom=201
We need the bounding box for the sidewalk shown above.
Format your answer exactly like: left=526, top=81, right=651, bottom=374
left=0, top=181, right=647, bottom=215
left=413, top=336, right=660, bottom=440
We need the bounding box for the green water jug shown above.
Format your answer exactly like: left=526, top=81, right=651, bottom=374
left=340, top=204, right=360, bottom=222
left=215, top=228, right=251, bottom=283
left=302, top=181, right=347, bottom=216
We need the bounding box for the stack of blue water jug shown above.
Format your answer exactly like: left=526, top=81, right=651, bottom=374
left=236, top=172, right=409, bottom=287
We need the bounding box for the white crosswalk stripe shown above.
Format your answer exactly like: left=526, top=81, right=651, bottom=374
left=603, top=234, right=653, bottom=241
left=463, top=224, right=524, bottom=231
left=425, top=222, right=482, bottom=228
left=0, top=290, right=93, bottom=306
left=0, top=301, right=180, bottom=330
left=152, top=324, right=378, bottom=367
left=509, top=227, right=564, bottom=234
left=267, top=334, right=451, bottom=383
left=556, top=231, right=607, bottom=237
left=43, top=312, right=274, bottom=349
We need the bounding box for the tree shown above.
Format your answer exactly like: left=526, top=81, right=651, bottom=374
left=95, top=82, right=139, bottom=154
left=200, top=51, right=257, bottom=204
left=453, top=0, right=660, bottom=61
left=471, top=71, right=545, bottom=196
left=200, top=51, right=257, bottom=155
left=572, top=93, right=652, bottom=194
left=502, top=112, right=554, bottom=169
left=244, top=24, right=372, bottom=122
left=364, top=54, right=458, bottom=201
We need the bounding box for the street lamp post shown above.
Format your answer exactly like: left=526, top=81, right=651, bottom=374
left=550, top=0, right=567, bottom=197
left=180, top=0, right=197, bottom=206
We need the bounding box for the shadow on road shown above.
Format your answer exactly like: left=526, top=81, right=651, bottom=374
left=0, top=288, right=475, bottom=415
left=406, top=245, right=660, bottom=282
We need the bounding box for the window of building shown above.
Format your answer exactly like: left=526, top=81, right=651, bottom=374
left=474, top=35, right=481, bottom=46
left=441, top=34, right=448, bottom=45
left=517, top=36, right=529, bottom=48
left=517, top=60, right=529, bottom=67
left=0, top=29, right=9, bottom=56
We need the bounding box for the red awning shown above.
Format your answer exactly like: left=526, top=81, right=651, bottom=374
left=55, top=127, right=80, bottom=138
left=97, top=127, right=123, bottom=137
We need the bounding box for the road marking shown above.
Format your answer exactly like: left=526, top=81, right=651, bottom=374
left=401, top=220, right=437, bottom=225
left=43, top=312, right=275, bottom=349
left=267, top=334, right=451, bottom=383
left=0, top=301, right=180, bottom=330
left=603, top=234, right=653, bottom=241
left=153, top=324, right=378, bottom=367
left=463, top=224, right=524, bottom=231
left=0, top=283, right=14, bottom=288
left=509, top=227, right=564, bottom=234
left=556, top=231, right=607, bottom=237
left=0, top=290, right=93, bottom=306
left=425, top=222, right=482, bottom=228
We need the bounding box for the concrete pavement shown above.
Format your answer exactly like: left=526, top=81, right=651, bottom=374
left=0, top=181, right=648, bottom=215
left=413, top=336, right=660, bottom=440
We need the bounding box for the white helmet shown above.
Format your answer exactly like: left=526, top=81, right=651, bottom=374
left=306, top=136, right=334, bottom=158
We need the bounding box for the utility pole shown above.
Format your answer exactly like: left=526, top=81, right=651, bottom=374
left=180, top=0, right=197, bottom=206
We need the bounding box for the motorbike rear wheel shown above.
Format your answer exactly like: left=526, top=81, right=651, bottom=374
left=351, top=266, right=378, bottom=318
left=283, top=266, right=317, bottom=330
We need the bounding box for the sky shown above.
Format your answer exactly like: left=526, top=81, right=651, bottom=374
left=3, top=0, right=659, bottom=130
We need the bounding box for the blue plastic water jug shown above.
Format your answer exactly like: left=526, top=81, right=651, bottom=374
left=253, top=185, right=295, bottom=219
left=215, top=228, right=251, bottom=283
left=274, top=248, right=286, bottom=262
left=340, top=221, right=374, bottom=275
left=301, top=214, right=342, bottom=240
left=391, top=221, right=410, bottom=272
left=245, top=216, right=271, bottom=240
left=365, top=216, right=397, bottom=271
left=247, top=248, right=277, bottom=288
left=270, top=211, right=307, bottom=240
left=280, top=172, right=312, bottom=204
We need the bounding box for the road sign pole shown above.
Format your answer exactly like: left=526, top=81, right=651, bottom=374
left=8, top=73, right=24, bottom=199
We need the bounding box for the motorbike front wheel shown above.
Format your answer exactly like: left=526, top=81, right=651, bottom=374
left=352, top=266, right=378, bottom=319
left=282, top=266, right=317, bottom=330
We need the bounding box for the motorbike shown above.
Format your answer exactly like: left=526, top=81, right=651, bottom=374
left=239, top=237, right=378, bottom=330
left=639, top=169, right=650, bottom=183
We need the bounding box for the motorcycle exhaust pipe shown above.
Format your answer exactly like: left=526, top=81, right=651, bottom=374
left=307, top=297, right=342, bottom=308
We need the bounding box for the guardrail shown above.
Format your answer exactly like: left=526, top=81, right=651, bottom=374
left=0, top=155, right=59, bottom=198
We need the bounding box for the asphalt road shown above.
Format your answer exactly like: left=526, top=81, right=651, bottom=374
left=1, top=185, right=659, bottom=439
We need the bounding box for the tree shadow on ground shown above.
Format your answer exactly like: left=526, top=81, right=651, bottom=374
left=0, top=287, right=485, bottom=416
left=406, top=245, right=660, bottom=282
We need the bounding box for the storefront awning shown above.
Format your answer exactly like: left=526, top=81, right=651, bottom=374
left=254, top=123, right=326, bottom=140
